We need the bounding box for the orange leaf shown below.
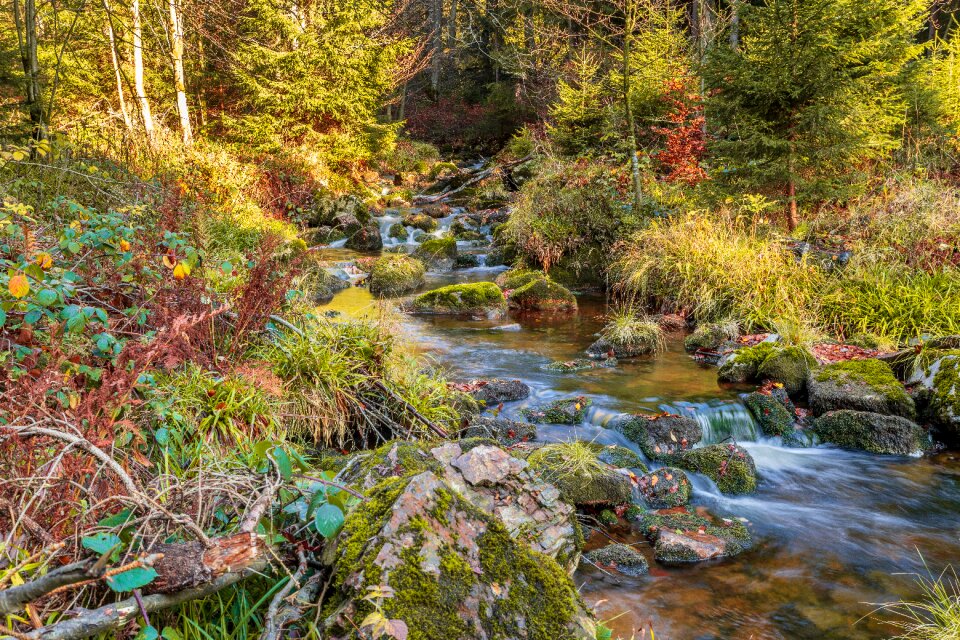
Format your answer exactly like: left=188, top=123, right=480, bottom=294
left=8, top=274, right=29, bottom=299
left=119, top=239, right=131, bottom=251
left=35, top=253, right=53, bottom=269
left=650, top=474, right=659, bottom=486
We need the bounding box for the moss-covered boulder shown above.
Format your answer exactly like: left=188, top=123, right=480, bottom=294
left=412, top=282, right=506, bottom=317
left=907, top=351, right=960, bottom=443
left=527, top=442, right=632, bottom=507
left=344, top=222, right=383, bottom=251
left=402, top=212, right=438, bottom=232
left=743, top=391, right=796, bottom=437
left=325, top=471, right=596, bottom=639
left=811, top=410, right=928, bottom=455
left=639, top=508, right=751, bottom=564
left=463, top=416, right=536, bottom=446
left=368, top=255, right=425, bottom=296
left=664, top=444, right=758, bottom=494
left=496, top=268, right=544, bottom=291
left=508, top=277, right=578, bottom=312
left=387, top=222, right=408, bottom=241
left=808, top=359, right=915, bottom=419
left=454, top=254, right=480, bottom=268
left=717, top=342, right=778, bottom=384
left=465, top=378, right=531, bottom=405
left=610, top=413, right=702, bottom=460
left=302, top=266, right=350, bottom=303
left=756, top=346, right=816, bottom=396
left=521, top=396, right=591, bottom=424
left=684, top=321, right=739, bottom=352
left=637, top=468, right=691, bottom=509
left=542, top=358, right=617, bottom=373
left=412, top=236, right=457, bottom=270
left=584, top=544, right=649, bottom=577
left=595, top=445, right=647, bottom=472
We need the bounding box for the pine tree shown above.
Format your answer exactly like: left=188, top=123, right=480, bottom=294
left=706, top=0, right=926, bottom=228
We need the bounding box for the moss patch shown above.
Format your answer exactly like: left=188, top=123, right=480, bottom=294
left=664, top=444, right=758, bottom=494
left=812, top=410, right=928, bottom=455
left=810, top=358, right=915, bottom=419
left=757, top=346, right=816, bottom=396
left=717, top=342, right=778, bottom=383
left=369, top=254, right=426, bottom=296
left=412, top=282, right=506, bottom=315
left=684, top=321, right=739, bottom=352
left=496, top=268, right=545, bottom=291
left=595, top=444, right=647, bottom=471
left=508, top=277, right=578, bottom=312
left=521, top=396, right=591, bottom=424
left=403, top=212, right=438, bottom=231
left=743, top=392, right=796, bottom=437
left=388, top=223, right=409, bottom=240
left=931, top=354, right=960, bottom=441
left=413, top=236, right=457, bottom=269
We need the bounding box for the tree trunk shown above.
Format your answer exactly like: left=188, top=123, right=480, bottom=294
left=103, top=0, right=132, bottom=132
left=623, top=34, right=643, bottom=211
left=13, top=0, right=45, bottom=140
left=168, top=0, right=192, bottom=144
left=729, top=0, right=739, bottom=51
left=132, top=0, right=155, bottom=141
left=429, top=0, right=443, bottom=96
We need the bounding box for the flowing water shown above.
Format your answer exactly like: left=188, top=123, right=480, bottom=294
left=316, top=206, right=960, bottom=640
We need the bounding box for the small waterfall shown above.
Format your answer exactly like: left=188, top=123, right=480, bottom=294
left=658, top=399, right=760, bottom=444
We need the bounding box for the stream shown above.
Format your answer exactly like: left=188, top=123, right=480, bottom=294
left=315, top=203, right=960, bottom=640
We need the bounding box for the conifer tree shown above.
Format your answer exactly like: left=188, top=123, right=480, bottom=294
left=706, top=0, right=926, bottom=229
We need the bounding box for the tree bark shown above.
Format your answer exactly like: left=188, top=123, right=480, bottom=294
left=429, top=0, right=443, bottom=95
left=103, top=0, right=132, bottom=132
left=623, top=25, right=643, bottom=212
left=729, top=0, right=739, bottom=51
left=132, top=0, right=155, bottom=141
left=168, top=0, right=192, bottom=144
left=13, top=0, right=46, bottom=140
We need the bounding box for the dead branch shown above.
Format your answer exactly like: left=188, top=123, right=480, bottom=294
left=413, top=155, right=533, bottom=204
left=258, top=551, right=307, bottom=640
left=0, top=559, right=106, bottom=617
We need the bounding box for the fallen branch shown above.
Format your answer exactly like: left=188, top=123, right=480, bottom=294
left=0, top=559, right=107, bottom=617
left=258, top=551, right=307, bottom=640
left=413, top=155, right=533, bottom=204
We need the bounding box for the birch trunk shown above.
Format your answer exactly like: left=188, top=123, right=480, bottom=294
left=103, top=0, right=132, bottom=131
left=168, top=0, right=192, bottom=144
left=132, top=0, right=155, bottom=141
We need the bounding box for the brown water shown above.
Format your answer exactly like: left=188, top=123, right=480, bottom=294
left=319, top=254, right=960, bottom=640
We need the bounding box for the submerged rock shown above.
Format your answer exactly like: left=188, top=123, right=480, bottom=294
left=808, top=359, right=915, bottom=419
left=465, top=378, right=531, bottom=405
left=325, top=470, right=596, bottom=639
left=743, top=391, right=796, bottom=437
left=368, top=254, right=425, bottom=296
left=521, top=396, right=591, bottom=424
left=413, top=236, right=457, bottom=270
left=387, top=222, right=408, bottom=241
left=639, top=509, right=751, bottom=564
left=463, top=416, right=536, bottom=446
left=637, top=467, right=691, bottom=509
left=663, top=444, right=758, bottom=494
left=610, top=413, right=702, bottom=460
left=402, top=212, right=438, bottom=231
left=811, top=410, right=928, bottom=455
left=543, top=358, right=617, bottom=373
left=454, top=253, right=480, bottom=268
left=412, top=282, right=506, bottom=317
left=584, top=544, right=649, bottom=577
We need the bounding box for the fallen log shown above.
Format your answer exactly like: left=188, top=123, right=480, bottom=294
left=413, top=155, right=533, bottom=205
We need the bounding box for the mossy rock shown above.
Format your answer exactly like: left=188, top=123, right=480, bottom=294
left=528, top=451, right=632, bottom=507
left=495, top=268, right=543, bottom=291
left=467, top=378, right=531, bottom=405
left=485, top=245, right=516, bottom=268
left=327, top=472, right=597, bottom=639
left=611, top=413, right=702, bottom=460
left=412, top=236, right=457, bottom=270
left=542, top=358, right=617, bottom=373
left=639, top=508, right=751, bottom=564
left=454, top=254, right=480, bottom=268
left=684, top=322, right=739, bottom=352
left=808, top=359, right=915, bottom=419
left=756, top=346, right=816, bottom=396
left=664, top=444, right=758, bottom=494
left=412, top=282, right=506, bottom=316
left=584, top=543, right=649, bottom=577
left=387, top=223, right=409, bottom=241
left=368, top=255, right=425, bottom=297
left=340, top=440, right=444, bottom=491
left=637, top=467, right=691, bottom=509
left=811, top=410, right=928, bottom=455
left=302, top=265, right=349, bottom=303
left=521, top=396, right=591, bottom=424
left=743, top=392, right=796, bottom=437
left=463, top=416, right=536, bottom=446
left=344, top=223, right=383, bottom=252
left=922, top=353, right=960, bottom=443
left=402, top=212, right=438, bottom=232
left=717, top=342, right=778, bottom=384
left=508, top=277, right=577, bottom=312
left=595, top=445, right=647, bottom=472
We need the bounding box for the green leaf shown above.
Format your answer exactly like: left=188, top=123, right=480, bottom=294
left=136, top=625, right=160, bottom=640
left=0, top=308, right=6, bottom=328
left=107, top=566, right=158, bottom=592
left=270, top=446, right=293, bottom=480
left=81, top=532, right=121, bottom=555
left=35, top=289, right=58, bottom=307
left=99, top=508, right=133, bottom=527
left=161, top=628, right=184, bottom=640
left=24, top=309, right=41, bottom=324
left=313, top=503, right=344, bottom=539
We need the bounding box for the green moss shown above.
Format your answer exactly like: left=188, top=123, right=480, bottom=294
left=639, top=509, right=751, bottom=546
left=811, top=358, right=915, bottom=418
left=496, top=268, right=544, bottom=291
left=402, top=212, right=438, bottom=232
left=412, top=236, right=457, bottom=269
left=598, top=509, right=619, bottom=526
left=812, top=410, right=928, bottom=455
left=347, top=440, right=443, bottom=489
left=638, top=468, right=691, bottom=509
left=612, top=414, right=702, bottom=460
left=584, top=544, right=649, bottom=576
left=458, top=436, right=500, bottom=451
left=664, top=444, right=758, bottom=494
left=743, top=392, right=796, bottom=437
left=757, top=346, right=816, bottom=395
left=931, top=354, right=960, bottom=432
left=508, top=277, right=578, bottom=312
left=528, top=441, right=632, bottom=506
left=412, top=282, right=506, bottom=315
left=521, top=396, right=591, bottom=424
left=684, top=321, right=739, bottom=352
left=388, top=223, right=409, bottom=240
left=718, top=342, right=778, bottom=383
left=542, top=358, right=617, bottom=373
left=368, top=254, right=425, bottom=296
left=595, top=444, right=648, bottom=471
left=454, top=254, right=480, bottom=268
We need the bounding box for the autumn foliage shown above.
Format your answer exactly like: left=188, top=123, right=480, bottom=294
left=652, top=77, right=707, bottom=185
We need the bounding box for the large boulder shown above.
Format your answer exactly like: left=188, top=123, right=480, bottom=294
left=402, top=212, right=438, bottom=232
left=508, top=277, right=578, bottom=312
left=756, top=346, right=816, bottom=396
left=324, top=470, right=596, bottom=639
left=527, top=442, right=632, bottom=507
left=495, top=268, right=542, bottom=291
left=907, top=350, right=960, bottom=444
left=521, top=396, right=591, bottom=424
left=368, top=254, right=425, bottom=296
left=637, top=467, right=691, bottom=509
left=663, top=444, right=758, bottom=494
left=717, top=342, right=778, bottom=384
left=743, top=391, right=796, bottom=437
left=684, top=321, right=739, bottom=352
left=808, top=359, right=915, bottom=419
left=344, top=223, right=383, bottom=251
left=583, top=544, right=649, bottom=577
left=413, top=236, right=458, bottom=270
left=811, top=410, right=928, bottom=455
left=463, top=416, right=536, bottom=446
left=610, top=413, right=702, bottom=460
left=638, top=509, right=751, bottom=564
left=466, top=378, right=531, bottom=405
left=412, top=282, right=506, bottom=317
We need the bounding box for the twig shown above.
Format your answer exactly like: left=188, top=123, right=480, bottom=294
left=371, top=379, right=448, bottom=439
left=293, top=474, right=367, bottom=502
left=258, top=551, right=307, bottom=640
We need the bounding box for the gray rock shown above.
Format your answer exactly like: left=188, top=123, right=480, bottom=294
left=610, top=413, right=702, bottom=459
left=812, top=410, right=928, bottom=455
left=584, top=544, right=649, bottom=577
left=463, top=416, right=535, bottom=445
left=467, top=379, right=531, bottom=405
left=451, top=445, right=527, bottom=486
left=344, top=223, right=382, bottom=251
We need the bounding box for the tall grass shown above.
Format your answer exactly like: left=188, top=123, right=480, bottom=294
left=874, top=561, right=960, bottom=639
left=600, top=306, right=667, bottom=354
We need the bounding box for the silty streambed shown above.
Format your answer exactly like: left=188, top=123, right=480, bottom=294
left=316, top=222, right=960, bottom=639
